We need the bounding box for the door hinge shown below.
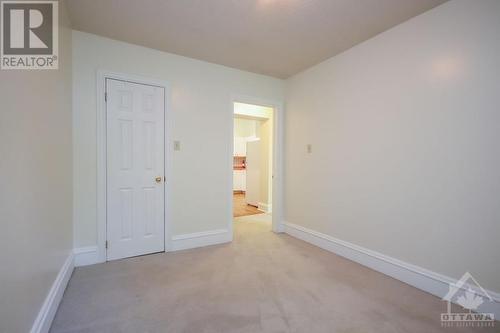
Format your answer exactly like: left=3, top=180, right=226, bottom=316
left=104, top=92, right=108, bottom=102
left=105, top=240, right=108, bottom=249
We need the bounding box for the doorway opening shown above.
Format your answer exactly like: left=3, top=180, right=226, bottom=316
left=232, top=102, right=273, bottom=228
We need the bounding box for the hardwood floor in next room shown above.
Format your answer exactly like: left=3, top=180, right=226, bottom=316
left=233, top=192, right=261, bottom=217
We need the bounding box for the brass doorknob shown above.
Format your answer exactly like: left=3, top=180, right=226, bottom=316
left=155, top=176, right=162, bottom=183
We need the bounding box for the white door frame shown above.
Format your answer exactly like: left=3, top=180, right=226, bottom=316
left=96, top=70, right=172, bottom=263
left=229, top=95, right=285, bottom=234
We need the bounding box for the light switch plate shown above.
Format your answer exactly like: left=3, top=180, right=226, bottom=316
left=174, top=141, right=181, bottom=151
left=307, top=144, right=312, bottom=154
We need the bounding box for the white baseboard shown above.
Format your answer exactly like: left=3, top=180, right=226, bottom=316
left=74, top=230, right=232, bottom=264
left=257, top=202, right=272, bottom=213
left=284, top=222, right=500, bottom=319
left=74, top=246, right=100, bottom=267
left=171, top=229, right=231, bottom=251
left=30, top=252, right=74, bottom=333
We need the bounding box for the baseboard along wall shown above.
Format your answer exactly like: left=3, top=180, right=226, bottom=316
left=171, top=229, right=231, bottom=251
left=284, top=221, right=500, bottom=319
left=30, top=252, right=74, bottom=333
left=74, top=229, right=231, bottom=267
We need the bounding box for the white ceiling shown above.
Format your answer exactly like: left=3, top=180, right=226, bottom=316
left=67, top=0, right=447, bottom=78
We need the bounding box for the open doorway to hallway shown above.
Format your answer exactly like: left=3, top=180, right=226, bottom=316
left=232, top=102, right=273, bottom=226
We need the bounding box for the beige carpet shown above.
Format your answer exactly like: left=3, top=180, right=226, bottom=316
left=51, top=215, right=495, bottom=332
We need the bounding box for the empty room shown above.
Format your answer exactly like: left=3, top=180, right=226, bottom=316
left=0, top=0, right=499, bottom=332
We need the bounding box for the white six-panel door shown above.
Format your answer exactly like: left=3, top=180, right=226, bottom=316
left=106, top=78, right=165, bottom=261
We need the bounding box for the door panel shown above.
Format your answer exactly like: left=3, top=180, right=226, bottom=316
left=106, top=78, right=165, bottom=261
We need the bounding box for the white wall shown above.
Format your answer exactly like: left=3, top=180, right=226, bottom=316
left=73, top=31, right=284, bottom=247
left=285, top=0, right=500, bottom=293
left=0, top=1, right=73, bottom=332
